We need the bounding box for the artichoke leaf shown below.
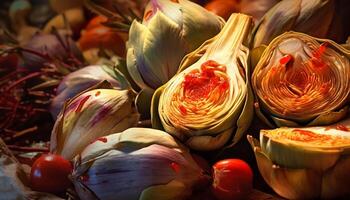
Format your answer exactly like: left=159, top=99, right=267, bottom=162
left=252, top=0, right=335, bottom=47
left=141, top=12, right=187, bottom=88
left=322, top=155, right=350, bottom=199
left=135, top=88, right=154, bottom=119
left=231, top=45, right=254, bottom=146
left=252, top=0, right=301, bottom=47
left=126, top=0, right=224, bottom=91
left=51, top=81, right=139, bottom=160
left=248, top=135, right=322, bottom=199
left=151, top=85, right=166, bottom=131
left=51, top=80, right=115, bottom=155
left=115, top=57, right=140, bottom=91
left=250, top=45, right=267, bottom=71
left=180, top=0, right=225, bottom=50
left=185, top=128, right=233, bottom=151
left=307, top=106, right=349, bottom=126
left=72, top=128, right=208, bottom=200
left=139, top=180, right=187, bottom=200
left=126, top=23, right=154, bottom=91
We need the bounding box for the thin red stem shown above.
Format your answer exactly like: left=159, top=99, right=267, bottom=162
left=6, top=72, right=42, bottom=91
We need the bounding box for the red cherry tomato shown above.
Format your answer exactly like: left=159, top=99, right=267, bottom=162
left=205, top=0, right=240, bottom=20
left=30, top=154, right=72, bottom=193
left=212, top=159, right=253, bottom=200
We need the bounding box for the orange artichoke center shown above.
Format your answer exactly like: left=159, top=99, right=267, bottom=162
left=174, top=60, right=230, bottom=115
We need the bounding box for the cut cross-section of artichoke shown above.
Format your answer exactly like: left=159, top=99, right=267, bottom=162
left=252, top=32, right=350, bottom=127
left=248, top=117, right=350, bottom=199
left=152, top=14, right=254, bottom=151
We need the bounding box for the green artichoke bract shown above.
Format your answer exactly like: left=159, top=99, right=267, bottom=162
left=248, top=117, right=350, bottom=199
left=72, top=128, right=210, bottom=200
left=251, top=0, right=349, bottom=48
left=252, top=32, right=350, bottom=127
left=50, top=81, right=140, bottom=160
left=152, top=14, right=254, bottom=151
left=126, top=0, right=224, bottom=91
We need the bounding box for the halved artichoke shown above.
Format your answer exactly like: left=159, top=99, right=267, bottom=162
left=152, top=14, right=254, bottom=151
left=252, top=32, right=350, bottom=127
left=248, top=117, right=350, bottom=199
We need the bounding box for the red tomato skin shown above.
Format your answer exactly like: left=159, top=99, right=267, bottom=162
left=30, top=154, right=72, bottom=193
left=212, top=159, right=253, bottom=200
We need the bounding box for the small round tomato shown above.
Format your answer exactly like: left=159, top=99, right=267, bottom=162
left=205, top=0, right=240, bottom=20
left=212, top=159, right=253, bottom=200
left=30, top=154, right=72, bottom=193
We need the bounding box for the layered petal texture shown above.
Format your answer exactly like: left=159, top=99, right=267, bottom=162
left=50, top=65, right=129, bottom=119
left=72, top=128, right=210, bottom=200
left=152, top=14, right=254, bottom=151
left=248, top=116, right=350, bottom=199
left=126, top=0, right=224, bottom=91
left=252, top=0, right=350, bottom=47
left=252, top=32, right=350, bottom=127
left=50, top=81, right=139, bottom=160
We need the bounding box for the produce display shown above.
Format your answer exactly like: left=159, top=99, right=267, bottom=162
left=0, top=0, right=349, bottom=200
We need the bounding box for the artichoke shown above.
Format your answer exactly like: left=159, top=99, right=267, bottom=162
left=252, top=0, right=350, bottom=47
left=248, top=116, right=350, bottom=199
left=252, top=32, right=350, bottom=127
left=72, top=128, right=210, bottom=200
left=50, top=64, right=129, bottom=119
left=126, top=0, right=224, bottom=91
left=152, top=14, right=254, bottom=151
left=50, top=81, right=139, bottom=160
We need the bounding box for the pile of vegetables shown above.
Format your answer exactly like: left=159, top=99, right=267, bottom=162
left=0, top=0, right=349, bottom=200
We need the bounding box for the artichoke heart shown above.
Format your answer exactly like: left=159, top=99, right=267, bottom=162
left=252, top=32, right=350, bottom=127
left=152, top=14, right=254, bottom=151
left=248, top=117, right=350, bottom=199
